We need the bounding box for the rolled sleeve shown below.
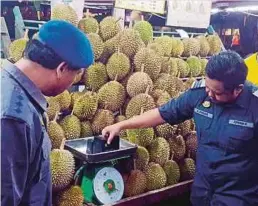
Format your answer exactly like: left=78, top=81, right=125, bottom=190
left=158, top=89, right=201, bottom=125
left=1, top=117, right=30, bottom=206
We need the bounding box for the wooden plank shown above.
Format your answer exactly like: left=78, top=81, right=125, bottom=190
left=13, top=6, right=25, bottom=39
left=97, top=180, right=192, bottom=206
left=84, top=180, right=193, bottom=206
left=1, top=17, right=11, bottom=58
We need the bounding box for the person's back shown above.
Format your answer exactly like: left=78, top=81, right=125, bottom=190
left=1, top=20, right=94, bottom=206
left=1, top=60, right=52, bottom=205
left=102, top=50, right=258, bottom=206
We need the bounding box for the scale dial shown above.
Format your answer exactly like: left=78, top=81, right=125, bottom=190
left=93, top=167, right=124, bottom=204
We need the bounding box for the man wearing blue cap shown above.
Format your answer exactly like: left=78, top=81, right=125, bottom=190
left=1, top=20, right=94, bottom=205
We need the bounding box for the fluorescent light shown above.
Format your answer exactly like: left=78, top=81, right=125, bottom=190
left=226, top=6, right=258, bottom=12
left=211, top=8, right=220, bottom=14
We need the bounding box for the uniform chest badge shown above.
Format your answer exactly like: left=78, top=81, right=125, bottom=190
left=202, top=101, right=211, bottom=108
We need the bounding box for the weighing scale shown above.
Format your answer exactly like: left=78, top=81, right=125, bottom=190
left=64, top=136, right=137, bottom=205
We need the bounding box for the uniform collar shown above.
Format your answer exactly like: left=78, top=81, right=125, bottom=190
left=234, top=82, right=251, bottom=108
left=3, top=60, right=47, bottom=112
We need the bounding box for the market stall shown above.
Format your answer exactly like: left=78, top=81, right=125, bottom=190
left=2, top=0, right=257, bottom=206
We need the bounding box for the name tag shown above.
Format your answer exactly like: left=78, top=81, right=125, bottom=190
left=229, top=120, right=254, bottom=128
left=194, top=108, right=213, bottom=118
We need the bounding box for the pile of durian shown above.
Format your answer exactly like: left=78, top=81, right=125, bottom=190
left=7, top=3, right=223, bottom=205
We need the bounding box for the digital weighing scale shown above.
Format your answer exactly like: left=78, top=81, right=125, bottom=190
left=64, top=136, right=137, bottom=205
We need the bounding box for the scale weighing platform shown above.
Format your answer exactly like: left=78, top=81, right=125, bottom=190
left=64, top=136, right=137, bottom=205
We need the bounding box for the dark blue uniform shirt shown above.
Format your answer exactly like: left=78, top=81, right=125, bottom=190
left=1, top=60, right=52, bottom=206
left=159, top=79, right=258, bottom=206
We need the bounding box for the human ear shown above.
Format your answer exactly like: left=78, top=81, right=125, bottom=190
left=234, top=84, right=244, bottom=96
left=56, top=62, right=68, bottom=79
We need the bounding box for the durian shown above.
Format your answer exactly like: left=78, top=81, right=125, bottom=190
left=155, top=123, right=176, bottom=139
left=9, top=29, right=29, bottom=63
left=47, top=113, right=65, bottom=149
left=46, top=97, right=60, bottom=121
left=144, top=163, right=167, bottom=191
left=185, top=131, right=198, bottom=160
left=197, top=36, right=210, bottom=57
left=98, top=81, right=126, bottom=112
left=91, top=109, right=114, bottom=135
left=147, top=42, right=165, bottom=56
left=133, top=20, right=153, bottom=45
left=186, top=56, right=202, bottom=77
left=125, top=90, right=156, bottom=119
left=168, top=135, right=186, bottom=162
left=99, top=16, right=121, bottom=41
left=180, top=157, right=196, bottom=181
left=154, top=36, right=173, bottom=56
left=51, top=142, right=75, bottom=192
left=163, top=159, right=180, bottom=185
left=176, top=58, right=190, bottom=78
left=124, top=170, right=147, bottom=197
left=135, top=146, right=150, bottom=171
left=87, top=33, right=104, bottom=61
left=160, top=57, right=178, bottom=77
left=207, top=35, right=222, bottom=55
left=78, top=17, right=99, bottom=34
left=106, top=52, right=130, bottom=81
left=154, top=73, right=177, bottom=97
left=73, top=92, right=98, bottom=120
left=134, top=48, right=162, bottom=81
left=117, top=28, right=143, bottom=59
left=126, top=65, right=153, bottom=98
left=171, top=38, right=184, bottom=57
left=60, top=114, right=81, bottom=139
left=57, top=185, right=84, bottom=206
left=51, top=3, right=78, bottom=26
left=148, top=137, right=170, bottom=166
left=53, top=90, right=71, bottom=112
left=83, top=62, right=108, bottom=91
left=127, top=127, right=154, bottom=147
left=182, top=38, right=200, bottom=57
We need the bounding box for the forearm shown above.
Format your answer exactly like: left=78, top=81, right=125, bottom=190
left=117, top=108, right=165, bottom=130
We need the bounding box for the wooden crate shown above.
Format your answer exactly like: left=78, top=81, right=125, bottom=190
left=85, top=180, right=193, bottom=206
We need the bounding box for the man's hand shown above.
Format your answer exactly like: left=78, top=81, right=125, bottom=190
left=102, top=123, right=122, bottom=144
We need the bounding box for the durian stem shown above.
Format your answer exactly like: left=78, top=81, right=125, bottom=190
left=140, top=64, right=145, bottom=73
left=133, top=158, right=136, bottom=170
left=37, top=11, right=41, bottom=21
left=85, top=9, right=90, bottom=18
left=129, top=20, right=133, bottom=29
left=168, top=65, right=171, bottom=75
left=140, top=107, right=144, bottom=115
left=187, top=151, right=191, bottom=158
left=171, top=151, right=175, bottom=160
left=71, top=109, right=74, bottom=116
left=141, top=15, right=144, bottom=21
left=24, top=29, right=29, bottom=40
left=114, top=74, right=118, bottom=82
left=177, top=71, right=181, bottom=78
left=119, top=108, right=123, bottom=115
left=116, top=17, right=122, bottom=23
left=145, top=85, right=150, bottom=94
left=53, top=112, right=59, bottom=122
left=104, top=103, right=108, bottom=110
left=60, top=138, right=66, bottom=150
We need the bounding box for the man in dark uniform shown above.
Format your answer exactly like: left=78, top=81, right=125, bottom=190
left=1, top=20, right=94, bottom=205
left=102, top=51, right=258, bottom=206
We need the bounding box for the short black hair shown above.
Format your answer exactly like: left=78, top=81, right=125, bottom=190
left=205, top=50, right=248, bottom=91
left=23, top=39, right=79, bottom=70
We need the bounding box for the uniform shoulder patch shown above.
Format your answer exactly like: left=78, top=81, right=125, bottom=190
left=191, top=79, right=205, bottom=89
left=1, top=84, right=31, bottom=123
left=253, top=90, right=258, bottom=98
